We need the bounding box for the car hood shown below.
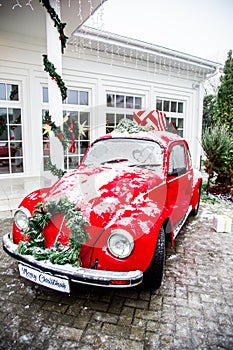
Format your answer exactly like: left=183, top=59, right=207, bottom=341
left=45, top=165, right=164, bottom=229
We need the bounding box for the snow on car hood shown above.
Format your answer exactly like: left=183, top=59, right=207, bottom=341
left=46, top=165, right=164, bottom=232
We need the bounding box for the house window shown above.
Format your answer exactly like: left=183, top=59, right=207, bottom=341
left=106, top=92, right=144, bottom=133
left=0, top=83, right=19, bottom=101
left=106, top=113, right=134, bottom=133
left=42, top=87, right=90, bottom=171
left=107, top=93, right=142, bottom=109
left=0, top=83, right=23, bottom=174
left=63, top=110, right=90, bottom=170
left=43, top=88, right=89, bottom=106
left=156, top=98, right=184, bottom=137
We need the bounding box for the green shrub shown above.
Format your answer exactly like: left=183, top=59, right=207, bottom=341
left=202, top=124, right=233, bottom=192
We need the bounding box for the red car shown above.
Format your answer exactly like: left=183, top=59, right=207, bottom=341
left=2, top=127, right=202, bottom=292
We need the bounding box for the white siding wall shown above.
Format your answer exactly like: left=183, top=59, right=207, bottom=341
left=0, top=32, right=204, bottom=178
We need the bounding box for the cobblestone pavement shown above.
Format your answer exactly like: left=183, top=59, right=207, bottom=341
left=0, top=200, right=232, bottom=350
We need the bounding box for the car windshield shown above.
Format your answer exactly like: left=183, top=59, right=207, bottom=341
left=83, top=138, right=164, bottom=175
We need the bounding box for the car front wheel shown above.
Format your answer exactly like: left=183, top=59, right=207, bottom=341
left=142, top=226, right=165, bottom=290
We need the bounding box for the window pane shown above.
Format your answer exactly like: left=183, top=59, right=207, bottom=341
left=156, top=99, right=162, bottom=111
left=135, top=97, right=142, bottom=109
left=126, top=96, right=133, bottom=109
left=43, top=87, right=48, bottom=103
left=178, top=102, right=183, bottom=113
left=107, top=94, right=115, bottom=107
left=80, top=91, right=88, bottom=105
left=67, top=90, right=78, bottom=104
left=116, top=114, right=124, bottom=124
left=80, top=141, right=89, bottom=154
left=10, top=142, right=22, bottom=156
left=8, top=108, right=21, bottom=125
left=0, top=108, right=7, bottom=140
left=80, top=111, right=90, bottom=125
left=126, top=114, right=133, bottom=120
left=43, top=141, right=50, bottom=157
left=7, top=84, right=18, bottom=101
left=177, top=129, right=183, bottom=137
left=171, top=101, right=177, bottom=112
left=163, top=100, right=170, bottom=112
left=12, top=158, right=24, bottom=173
left=0, top=83, right=6, bottom=100
left=178, top=119, right=183, bottom=128
left=0, top=142, right=9, bottom=157
left=116, top=95, right=124, bottom=108
left=171, top=118, right=177, bottom=128
left=68, top=111, right=79, bottom=140
left=106, top=113, right=115, bottom=133
left=106, top=113, right=114, bottom=126
left=80, top=112, right=90, bottom=139
left=67, top=156, right=79, bottom=170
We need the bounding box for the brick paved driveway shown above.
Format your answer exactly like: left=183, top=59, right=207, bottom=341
left=0, top=201, right=232, bottom=350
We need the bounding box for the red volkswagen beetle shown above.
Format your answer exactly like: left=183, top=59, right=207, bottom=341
left=2, top=124, right=202, bottom=292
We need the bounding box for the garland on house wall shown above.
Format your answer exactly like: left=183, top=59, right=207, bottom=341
left=18, top=197, right=89, bottom=266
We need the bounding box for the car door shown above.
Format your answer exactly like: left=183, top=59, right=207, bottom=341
left=166, top=142, right=193, bottom=229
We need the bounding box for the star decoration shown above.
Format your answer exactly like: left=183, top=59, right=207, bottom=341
left=43, top=124, right=52, bottom=136
left=79, top=121, right=88, bottom=137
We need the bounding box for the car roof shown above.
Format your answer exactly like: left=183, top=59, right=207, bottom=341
left=98, top=129, right=185, bottom=148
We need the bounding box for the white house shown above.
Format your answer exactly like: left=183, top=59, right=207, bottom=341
left=0, top=0, right=220, bottom=180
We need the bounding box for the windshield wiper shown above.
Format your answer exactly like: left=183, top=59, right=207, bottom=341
left=129, top=163, right=160, bottom=168
left=101, top=158, right=129, bottom=165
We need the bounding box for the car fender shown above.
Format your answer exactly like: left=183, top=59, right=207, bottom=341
left=12, top=188, right=50, bottom=244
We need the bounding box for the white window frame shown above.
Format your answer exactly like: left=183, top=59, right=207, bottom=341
left=156, top=97, right=185, bottom=137
left=41, top=86, right=91, bottom=171
left=0, top=81, right=24, bottom=175
left=105, top=91, right=145, bottom=132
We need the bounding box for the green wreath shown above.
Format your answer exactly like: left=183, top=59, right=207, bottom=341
left=18, top=197, right=89, bottom=267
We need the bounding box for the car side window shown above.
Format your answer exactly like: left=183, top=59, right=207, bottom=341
left=168, top=144, right=187, bottom=176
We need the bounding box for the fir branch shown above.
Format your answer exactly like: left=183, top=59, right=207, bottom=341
left=115, top=118, right=151, bottom=134
left=43, top=111, right=69, bottom=149
left=39, top=0, right=68, bottom=53
left=46, top=157, right=66, bottom=179
left=43, top=55, right=67, bottom=101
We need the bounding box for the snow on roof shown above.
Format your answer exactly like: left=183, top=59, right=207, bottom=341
left=107, top=129, right=183, bottom=148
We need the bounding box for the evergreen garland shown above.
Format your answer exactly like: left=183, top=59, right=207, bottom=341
left=39, top=0, right=68, bottom=53
left=114, top=118, right=151, bottom=134
left=18, top=197, right=89, bottom=267
left=40, top=1, right=70, bottom=177
left=46, top=158, right=66, bottom=178
left=43, top=55, right=67, bottom=101
left=43, top=111, right=69, bottom=149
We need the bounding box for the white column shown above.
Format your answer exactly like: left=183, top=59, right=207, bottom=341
left=46, top=0, right=64, bottom=172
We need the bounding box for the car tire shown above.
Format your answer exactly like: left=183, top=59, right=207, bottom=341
left=142, top=226, right=165, bottom=290
left=191, top=184, right=201, bottom=216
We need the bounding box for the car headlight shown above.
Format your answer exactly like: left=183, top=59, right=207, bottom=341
left=107, top=229, right=134, bottom=258
left=14, top=207, right=31, bottom=230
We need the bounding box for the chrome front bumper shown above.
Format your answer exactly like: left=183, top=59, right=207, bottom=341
left=2, top=233, right=143, bottom=289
